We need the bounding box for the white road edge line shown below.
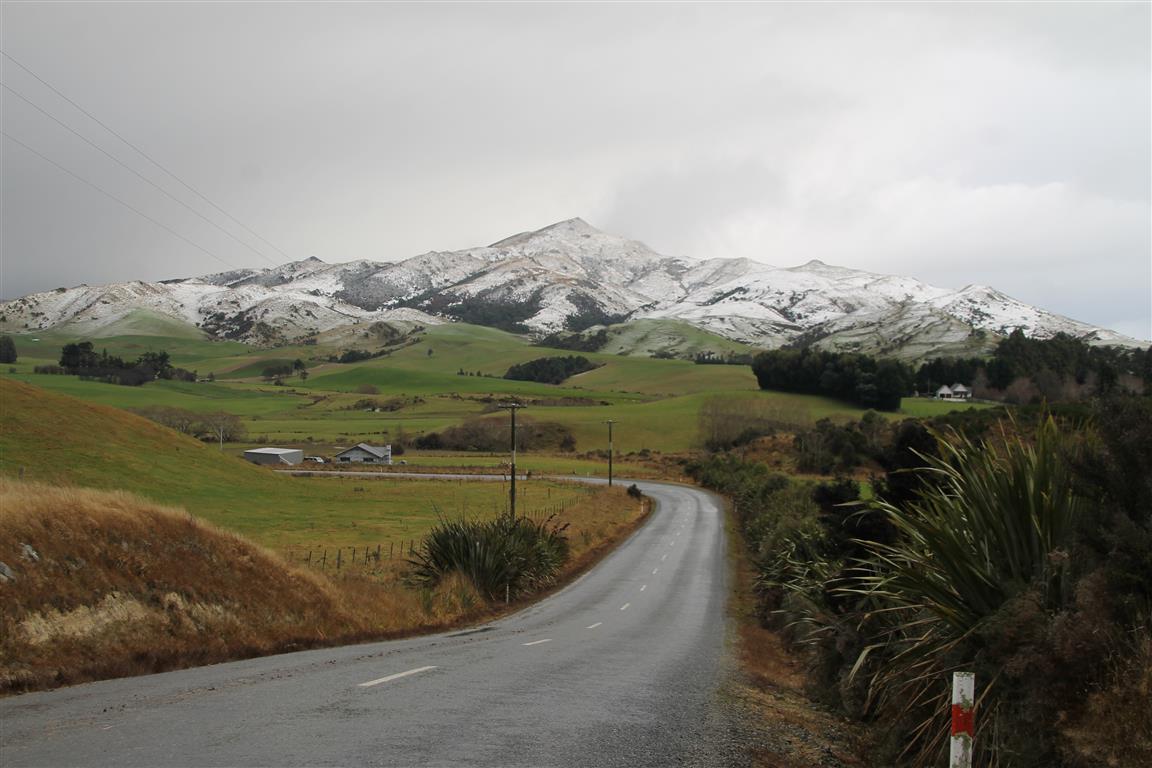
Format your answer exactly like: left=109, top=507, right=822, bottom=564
left=620, top=602, right=631, bottom=611
left=359, top=665, right=438, bottom=688
left=522, top=639, right=552, bottom=646
left=586, top=622, right=602, bottom=629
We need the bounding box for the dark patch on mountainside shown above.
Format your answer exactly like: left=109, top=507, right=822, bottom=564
left=564, top=292, right=630, bottom=332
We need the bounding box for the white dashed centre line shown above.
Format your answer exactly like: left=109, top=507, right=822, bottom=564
left=586, top=622, right=602, bottom=629
left=652, top=567, right=659, bottom=575
left=640, top=584, right=647, bottom=592
left=661, top=554, right=667, bottom=562
left=522, top=639, right=552, bottom=647
left=359, top=665, right=438, bottom=688
left=620, top=603, right=631, bottom=611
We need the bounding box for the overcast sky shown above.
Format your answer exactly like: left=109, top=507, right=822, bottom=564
left=1, top=2, right=1149, bottom=339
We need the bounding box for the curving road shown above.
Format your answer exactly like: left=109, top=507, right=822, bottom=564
left=0, top=481, right=738, bottom=767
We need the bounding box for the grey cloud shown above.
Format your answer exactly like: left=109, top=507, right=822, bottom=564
left=1, top=2, right=1148, bottom=337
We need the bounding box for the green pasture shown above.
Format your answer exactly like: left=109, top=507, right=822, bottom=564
left=0, top=378, right=600, bottom=551
left=0, top=322, right=989, bottom=454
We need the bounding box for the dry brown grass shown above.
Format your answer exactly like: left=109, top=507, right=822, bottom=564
left=1061, top=633, right=1152, bottom=767
left=723, top=499, right=867, bottom=768
left=0, top=479, right=644, bottom=694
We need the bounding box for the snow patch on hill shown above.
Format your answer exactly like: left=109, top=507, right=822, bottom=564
left=1, top=218, right=1142, bottom=354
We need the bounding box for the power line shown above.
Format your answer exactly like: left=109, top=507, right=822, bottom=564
left=3, top=48, right=292, bottom=264
left=2, top=82, right=282, bottom=267
left=1, top=49, right=294, bottom=264
left=2, top=130, right=239, bottom=271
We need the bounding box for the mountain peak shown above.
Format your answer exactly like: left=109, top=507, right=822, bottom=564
left=535, top=217, right=602, bottom=237
left=487, top=217, right=603, bottom=249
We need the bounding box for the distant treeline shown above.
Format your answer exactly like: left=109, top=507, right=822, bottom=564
left=128, top=406, right=247, bottom=442
left=533, top=329, right=609, bottom=353
left=693, top=351, right=754, bottom=366
left=916, top=331, right=1151, bottom=399
left=752, top=332, right=1151, bottom=409
left=35, top=342, right=195, bottom=386
left=413, top=416, right=576, bottom=452
left=504, top=355, right=600, bottom=385
left=751, top=348, right=911, bottom=411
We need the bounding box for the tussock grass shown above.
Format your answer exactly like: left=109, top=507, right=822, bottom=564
left=0, top=478, right=644, bottom=694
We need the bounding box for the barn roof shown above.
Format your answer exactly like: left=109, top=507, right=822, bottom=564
left=335, top=443, right=390, bottom=458
left=244, top=447, right=302, bottom=456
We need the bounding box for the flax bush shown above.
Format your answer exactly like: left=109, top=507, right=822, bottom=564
left=409, top=512, right=569, bottom=601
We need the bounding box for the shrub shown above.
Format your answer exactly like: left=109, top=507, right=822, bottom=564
left=408, top=513, right=569, bottom=601
left=0, top=335, right=16, bottom=364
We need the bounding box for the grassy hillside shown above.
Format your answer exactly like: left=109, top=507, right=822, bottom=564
left=0, top=477, right=647, bottom=693
left=0, top=379, right=606, bottom=550
left=594, top=318, right=756, bottom=358
left=0, top=479, right=386, bottom=692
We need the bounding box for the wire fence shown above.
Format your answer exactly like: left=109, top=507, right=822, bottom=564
left=282, top=502, right=576, bottom=573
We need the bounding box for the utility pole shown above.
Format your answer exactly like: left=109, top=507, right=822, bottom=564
left=603, top=419, right=617, bottom=487
left=498, top=402, right=526, bottom=518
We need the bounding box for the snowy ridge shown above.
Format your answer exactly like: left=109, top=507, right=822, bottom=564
left=1, top=217, right=1142, bottom=355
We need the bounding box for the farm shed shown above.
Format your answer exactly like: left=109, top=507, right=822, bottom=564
left=334, top=443, right=392, bottom=464
left=243, top=447, right=304, bottom=466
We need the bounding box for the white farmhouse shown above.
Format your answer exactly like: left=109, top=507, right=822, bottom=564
left=935, top=383, right=973, bottom=401
left=334, top=443, right=392, bottom=464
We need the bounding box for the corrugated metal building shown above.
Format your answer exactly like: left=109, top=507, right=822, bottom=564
left=243, top=447, right=304, bottom=466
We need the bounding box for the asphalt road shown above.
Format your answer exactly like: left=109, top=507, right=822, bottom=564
left=0, top=481, right=739, bottom=768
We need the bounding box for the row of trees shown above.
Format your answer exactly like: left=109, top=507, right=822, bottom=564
left=504, top=355, right=599, bottom=385
left=413, top=416, right=576, bottom=452
left=915, top=331, right=1151, bottom=396
left=262, top=359, right=308, bottom=383
left=36, top=342, right=194, bottom=386
left=752, top=333, right=1149, bottom=410
left=128, top=405, right=247, bottom=443
left=750, top=348, right=912, bottom=411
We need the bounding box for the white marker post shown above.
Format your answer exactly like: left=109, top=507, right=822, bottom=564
left=950, top=671, right=975, bottom=768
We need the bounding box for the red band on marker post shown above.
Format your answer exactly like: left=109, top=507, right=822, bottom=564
left=951, top=703, right=974, bottom=737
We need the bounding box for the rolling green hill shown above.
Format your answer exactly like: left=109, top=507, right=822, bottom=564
left=0, top=379, right=600, bottom=549
left=0, top=323, right=989, bottom=455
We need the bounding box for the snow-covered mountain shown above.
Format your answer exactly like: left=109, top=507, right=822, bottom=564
left=1, top=218, right=1142, bottom=358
